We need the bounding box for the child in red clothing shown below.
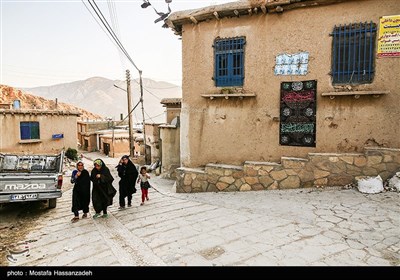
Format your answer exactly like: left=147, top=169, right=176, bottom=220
left=137, top=166, right=151, bottom=205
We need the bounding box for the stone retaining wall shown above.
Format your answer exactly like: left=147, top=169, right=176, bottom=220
left=175, top=147, right=400, bottom=193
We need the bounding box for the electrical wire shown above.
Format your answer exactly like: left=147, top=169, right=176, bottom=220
left=83, top=0, right=174, bottom=145
left=114, top=100, right=141, bottom=126
left=107, top=0, right=125, bottom=68
left=81, top=0, right=121, bottom=54
left=87, top=0, right=140, bottom=72
left=144, top=84, right=180, bottom=89
left=83, top=1, right=177, bottom=107
left=128, top=78, right=162, bottom=100
left=144, top=111, right=165, bottom=123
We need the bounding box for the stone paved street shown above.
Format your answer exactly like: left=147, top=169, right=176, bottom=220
left=6, top=153, right=400, bottom=266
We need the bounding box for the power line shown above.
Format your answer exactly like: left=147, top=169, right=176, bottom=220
left=84, top=0, right=152, bottom=160
left=81, top=0, right=121, bottom=54
left=144, top=111, right=156, bottom=124
left=87, top=2, right=148, bottom=125
left=144, top=84, right=180, bottom=90
left=87, top=0, right=140, bottom=72
left=124, top=78, right=163, bottom=100
left=144, top=111, right=165, bottom=123
left=114, top=100, right=141, bottom=126
left=91, top=0, right=139, bottom=72
left=143, top=87, right=162, bottom=100
left=107, top=0, right=125, bottom=68
left=107, top=0, right=120, bottom=37
left=84, top=1, right=178, bottom=103
left=133, top=79, right=162, bottom=100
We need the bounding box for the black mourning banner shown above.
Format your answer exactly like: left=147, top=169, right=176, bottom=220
left=280, top=80, right=317, bottom=147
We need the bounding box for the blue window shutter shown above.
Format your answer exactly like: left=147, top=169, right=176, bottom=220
left=20, top=122, right=30, bottom=140
left=216, top=53, right=228, bottom=86
left=20, top=122, right=39, bottom=140
left=214, top=37, right=245, bottom=87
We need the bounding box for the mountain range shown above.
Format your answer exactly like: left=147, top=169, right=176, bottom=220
left=22, top=77, right=182, bottom=124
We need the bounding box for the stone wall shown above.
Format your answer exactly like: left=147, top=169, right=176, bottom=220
left=176, top=147, right=400, bottom=193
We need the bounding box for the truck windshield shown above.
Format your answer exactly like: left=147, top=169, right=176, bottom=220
left=0, top=155, right=60, bottom=173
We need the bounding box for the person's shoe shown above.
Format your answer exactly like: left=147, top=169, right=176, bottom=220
left=118, top=206, right=125, bottom=210
left=93, top=213, right=101, bottom=219
left=127, top=204, right=132, bottom=207
left=140, top=202, right=144, bottom=206
left=82, top=213, right=88, bottom=218
left=102, top=214, right=109, bottom=218
left=146, top=197, right=149, bottom=201
left=71, top=217, right=79, bottom=223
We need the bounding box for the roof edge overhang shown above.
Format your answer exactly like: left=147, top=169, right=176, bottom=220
left=166, top=0, right=360, bottom=36
left=0, top=109, right=81, bottom=116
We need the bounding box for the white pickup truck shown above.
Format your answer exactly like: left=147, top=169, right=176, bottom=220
left=0, top=151, right=64, bottom=209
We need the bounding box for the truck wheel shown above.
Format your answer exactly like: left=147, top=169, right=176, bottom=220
left=48, top=198, right=57, bottom=209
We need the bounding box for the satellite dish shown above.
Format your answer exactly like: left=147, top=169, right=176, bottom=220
left=171, top=116, right=178, bottom=127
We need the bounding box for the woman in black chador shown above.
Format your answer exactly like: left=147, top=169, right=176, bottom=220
left=70, top=161, right=91, bottom=222
left=116, top=155, right=138, bottom=209
left=91, top=159, right=115, bottom=218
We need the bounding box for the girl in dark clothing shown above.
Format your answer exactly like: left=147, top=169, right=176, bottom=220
left=71, top=161, right=91, bottom=222
left=91, top=159, right=115, bottom=219
left=117, top=155, right=139, bottom=209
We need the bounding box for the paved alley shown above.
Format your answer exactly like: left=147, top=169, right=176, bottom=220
left=5, top=153, right=400, bottom=266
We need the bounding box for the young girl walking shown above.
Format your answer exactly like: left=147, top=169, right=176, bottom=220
left=137, top=166, right=151, bottom=205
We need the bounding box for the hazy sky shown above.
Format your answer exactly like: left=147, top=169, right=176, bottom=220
left=1, top=0, right=234, bottom=88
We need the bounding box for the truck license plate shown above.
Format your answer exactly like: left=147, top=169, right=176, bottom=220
left=11, top=194, right=38, bottom=201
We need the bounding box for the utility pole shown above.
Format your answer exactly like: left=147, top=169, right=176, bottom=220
left=126, top=69, right=135, bottom=157
left=139, top=70, right=147, bottom=163
left=112, top=124, right=115, bottom=158
left=107, top=118, right=115, bottom=158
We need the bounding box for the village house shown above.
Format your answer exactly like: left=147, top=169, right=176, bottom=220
left=0, top=108, right=80, bottom=154
left=144, top=123, right=161, bottom=164
left=77, top=120, right=119, bottom=152
left=166, top=0, right=400, bottom=192
left=0, top=85, right=109, bottom=155
left=78, top=119, right=137, bottom=157
left=97, top=128, right=130, bottom=158
left=78, top=119, right=163, bottom=164
left=77, top=120, right=115, bottom=152
left=159, top=98, right=182, bottom=178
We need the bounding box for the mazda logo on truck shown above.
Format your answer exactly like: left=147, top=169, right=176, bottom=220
left=4, top=183, right=47, bottom=190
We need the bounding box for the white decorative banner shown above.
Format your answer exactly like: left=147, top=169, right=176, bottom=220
left=274, top=52, right=309, bottom=76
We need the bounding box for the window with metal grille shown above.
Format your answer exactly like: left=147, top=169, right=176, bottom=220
left=214, top=37, right=245, bottom=87
left=331, top=22, right=376, bottom=85
left=20, top=122, right=40, bottom=140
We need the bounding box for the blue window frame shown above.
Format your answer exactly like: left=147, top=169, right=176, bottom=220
left=331, top=22, right=376, bottom=85
left=20, top=122, right=40, bottom=140
left=214, top=37, right=245, bottom=87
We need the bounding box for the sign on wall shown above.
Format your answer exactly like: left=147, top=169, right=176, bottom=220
left=280, top=80, right=316, bottom=147
left=52, top=134, right=64, bottom=139
left=274, top=52, right=309, bottom=75
left=377, top=15, right=400, bottom=58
